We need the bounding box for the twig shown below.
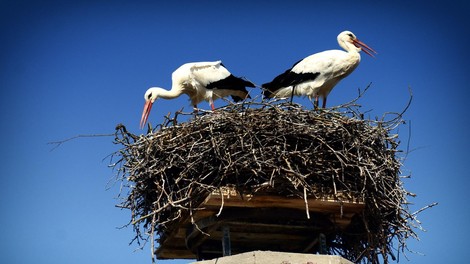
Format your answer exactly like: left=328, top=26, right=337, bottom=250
left=48, top=133, right=114, bottom=151
left=303, top=186, right=310, bottom=219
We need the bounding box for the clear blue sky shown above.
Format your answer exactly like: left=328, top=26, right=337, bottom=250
left=1, top=1, right=468, bottom=263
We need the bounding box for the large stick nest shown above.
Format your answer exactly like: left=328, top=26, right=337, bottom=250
left=111, top=94, right=429, bottom=263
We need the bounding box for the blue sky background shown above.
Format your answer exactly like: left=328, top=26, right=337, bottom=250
left=1, top=1, right=469, bottom=263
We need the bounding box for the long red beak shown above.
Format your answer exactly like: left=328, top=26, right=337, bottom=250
left=140, top=100, right=153, bottom=129
left=353, top=39, right=377, bottom=57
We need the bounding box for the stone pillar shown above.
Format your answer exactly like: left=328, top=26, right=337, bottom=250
left=191, top=250, right=354, bottom=264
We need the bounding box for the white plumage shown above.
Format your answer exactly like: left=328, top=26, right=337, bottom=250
left=140, top=61, right=254, bottom=128
left=262, top=31, right=377, bottom=108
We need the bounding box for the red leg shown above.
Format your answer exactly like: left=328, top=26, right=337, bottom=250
left=209, top=99, right=215, bottom=111
left=314, top=95, right=319, bottom=110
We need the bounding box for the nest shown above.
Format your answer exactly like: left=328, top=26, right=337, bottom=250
left=111, top=95, right=428, bottom=263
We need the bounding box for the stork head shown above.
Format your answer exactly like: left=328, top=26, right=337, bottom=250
left=338, top=30, right=377, bottom=57
left=140, top=87, right=159, bottom=129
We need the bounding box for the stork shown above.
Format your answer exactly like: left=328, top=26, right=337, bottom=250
left=140, top=61, right=255, bottom=128
left=262, top=30, right=377, bottom=108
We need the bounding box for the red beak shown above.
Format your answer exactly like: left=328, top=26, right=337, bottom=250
left=140, top=100, right=153, bottom=129
left=353, top=39, right=377, bottom=57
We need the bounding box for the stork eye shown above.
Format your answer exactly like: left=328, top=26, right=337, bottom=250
left=147, top=93, right=152, bottom=99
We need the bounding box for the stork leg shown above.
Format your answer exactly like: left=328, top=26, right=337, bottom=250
left=192, top=104, right=199, bottom=117
left=314, top=95, right=319, bottom=110
left=322, top=97, right=327, bottom=109
left=290, top=86, right=295, bottom=104
left=209, top=99, right=215, bottom=111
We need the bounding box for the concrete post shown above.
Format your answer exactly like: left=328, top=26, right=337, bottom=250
left=191, top=250, right=354, bottom=264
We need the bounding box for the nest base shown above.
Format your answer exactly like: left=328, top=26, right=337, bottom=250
left=156, top=187, right=364, bottom=260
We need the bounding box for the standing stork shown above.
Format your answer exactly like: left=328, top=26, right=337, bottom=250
left=262, top=30, right=377, bottom=108
left=140, top=61, right=255, bottom=128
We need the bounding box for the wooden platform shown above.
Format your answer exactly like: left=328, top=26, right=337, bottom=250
left=156, top=188, right=365, bottom=260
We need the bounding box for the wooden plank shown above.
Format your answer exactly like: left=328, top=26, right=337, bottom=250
left=202, top=191, right=364, bottom=214
left=208, top=229, right=314, bottom=241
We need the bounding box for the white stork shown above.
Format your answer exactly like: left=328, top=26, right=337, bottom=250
left=262, top=30, right=377, bottom=108
left=140, top=61, right=255, bottom=128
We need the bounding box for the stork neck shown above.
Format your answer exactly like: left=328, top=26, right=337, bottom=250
left=340, top=41, right=361, bottom=55
left=151, top=86, right=183, bottom=100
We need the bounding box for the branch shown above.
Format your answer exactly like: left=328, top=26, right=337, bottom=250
left=48, top=133, right=114, bottom=151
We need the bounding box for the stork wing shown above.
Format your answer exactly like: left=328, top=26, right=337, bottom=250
left=262, top=58, right=320, bottom=97
left=188, top=61, right=231, bottom=87
left=189, top=61, right=254, bottom=101
left=292, top=50, right=354, bottom=80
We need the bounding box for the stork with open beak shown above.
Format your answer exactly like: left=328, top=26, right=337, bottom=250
left=262, top=30, right=377, bottom=108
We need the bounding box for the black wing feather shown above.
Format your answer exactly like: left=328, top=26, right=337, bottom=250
left=262, top=59, right=320, bottom=98
left=206, top=74, right=255, bottom=102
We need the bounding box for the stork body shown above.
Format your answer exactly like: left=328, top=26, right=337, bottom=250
left=140, top=61, right=254, bottom=128
left=262, top=31, right=376, bottom=108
